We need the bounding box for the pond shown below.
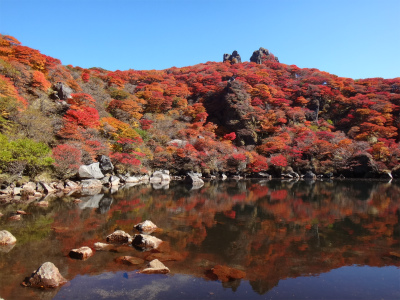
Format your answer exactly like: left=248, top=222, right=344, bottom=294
left=0, top=179, right=399, bottom=300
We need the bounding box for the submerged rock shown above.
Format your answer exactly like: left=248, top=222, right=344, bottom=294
left=69, top=246, right=93, bottom=260
left=140, top=259, right=170, bottom=274
left=22, top=262, right=67, bottom=288
left=0, top=230, right=17, bottom=245
left=115, top=256, right=144, bottom=266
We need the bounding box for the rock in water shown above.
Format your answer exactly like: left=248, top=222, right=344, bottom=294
left=0, top=230, right=17, bottom=245
left=69, top=246, right=93, bottom=260
left=115, top=256, right=144, bottom=266
left=132, top=234, right=162, bottom=250
left=140, top=259, right=170, bottom=274
left=134, top=220, right=158, bottom=234
left=106, top=230, right=131, bottom=244
left=22, top=262, right=67, bottom=288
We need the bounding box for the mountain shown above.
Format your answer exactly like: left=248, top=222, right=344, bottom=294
left=0, top=34, right=399, bottom=181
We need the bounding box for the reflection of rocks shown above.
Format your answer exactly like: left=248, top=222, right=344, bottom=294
left=80, top=179, right=103, bottom=194
left=22, top=262, right=67, bottom=288
left=0, top=243, right=16, bottom=253
left=0, top=230, right=17, bottom=245
left=135, top=220, right=158, bottom=234
left=132, top=234, right=162, bottom=250
left=78, top=194, right=104, bottom=209
left=140, top=259, right=170, bottom=274
left=209, top=265, right=246, bottom=282
left=152, top=182, right=170, bottom=190
left=106, top=230, right=131, bottom=244
left=115, top=256, right=144, bottom=266
left=69, top=246, right=93, bottom=260
left=97, top=196, right=113, bottom=214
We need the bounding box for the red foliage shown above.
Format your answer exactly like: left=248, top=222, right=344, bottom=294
left=31, top=71, right=51, bottom=91
left=52, top=144, right=82, bottom=176
left=224, top=132, right=236, bottom=141
left=63, top=107, right=100, bottom=128
left=270, top=154, right=288, bottom=167
left=140, top=119, right=153, bottom=130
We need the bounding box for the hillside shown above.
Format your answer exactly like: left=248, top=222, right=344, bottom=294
left=0, top=35, right=399, bottom=182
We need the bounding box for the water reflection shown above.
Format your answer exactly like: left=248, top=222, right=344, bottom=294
left=0, top=180, right=399, bottom=300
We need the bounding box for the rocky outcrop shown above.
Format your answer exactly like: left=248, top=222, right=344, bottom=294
left=0, top=230, right=17, bottom=245
left=134, top=220, right=158, bottom=234
left=204, top=80, right=257, bottom=146
left=54, top=82, right=73, bottom=100
left=79, top=163, right=104, bottom=179
left=132, top=234, right=162, bottom=250
left=69, top=246, right=93, bottom=260
left=140, top=259, right=170, bottom=274
left=250, top=47, right=279, bottom=64
left=341, top=153, right=379, bottom=178
left=22, top=262, right=67, bottom=288
left=223, top=50, right=242, bottom=64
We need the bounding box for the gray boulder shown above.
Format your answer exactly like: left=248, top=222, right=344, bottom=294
left=79, top=163, right=104, bottom=179
left=184, top=172, right=204, bottom=188
left=97, top=155, right=114, bottom=173
left=150, top=170, right=170, bottom=184
left=132, top=234, right=162, bottom=250
left=22, top=262, right=67, bottom=288
left=140, top=259, right=170, bottom=274
left=304, top=171, right=316, bottom=180
left=54, top=82, right=73, bottom=100
left=80, top=179, right=103, bottom=189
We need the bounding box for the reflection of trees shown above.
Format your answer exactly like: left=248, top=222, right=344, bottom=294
left=0, top=180, right=399, bottom=299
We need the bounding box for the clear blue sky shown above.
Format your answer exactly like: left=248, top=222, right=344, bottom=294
left=0, top=0, right=399, bottom=79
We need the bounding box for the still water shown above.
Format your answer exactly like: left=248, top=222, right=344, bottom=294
left=0, top=179, right=399, bottom=300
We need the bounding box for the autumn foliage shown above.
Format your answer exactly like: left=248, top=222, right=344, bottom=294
left=0, top=34, right=399, bottom=177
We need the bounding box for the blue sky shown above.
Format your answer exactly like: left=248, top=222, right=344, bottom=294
left=0, top=0, right=399, bottom=79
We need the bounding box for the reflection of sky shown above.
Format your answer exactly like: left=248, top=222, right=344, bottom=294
left=53, top=266, right=400, bottom=300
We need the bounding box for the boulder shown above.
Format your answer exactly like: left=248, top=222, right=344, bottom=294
left=54, top=82, right=73, bottom=100
left=150, top=171, right=170, bottom=184
left=250, top=47, right=279, bottom=64
left=12, top=187, right=21, bottom=196
left=39, top=182, right=55, bottom=194
left=210, top=265, right=246, bottom=282
left=132, top=234, right=162, bottom=250
left=223, top=50, right=242, bottom=64
left=221, top=174, right=227, bottom=180
left=140, top=259, right=170, bottom=274
left=78, top=163, right=104, bottom=179
left=391, top=165, right=400, bottom=179
left=342, top=153, right=379, bottom=178
left=97, top=155, right=114, bottom=173
left=304, top=171, right=316, bottom=180
left=69, top=246, right=93, bottom=260
left=65, top=180, right=81, bottom=190
left=115, top=256, right=144, bottom=266
left=184, top=172, right=204, bottom=189
left=134, top=220, right=158, bottom=234
left=109, top=176, right=120, bottom=187
left=106, top=230, right=131, bottom=244
left=380, top=171, right=393, bottom=180
left=0, top=230, right=17, bottom=245
left=22, top=262, right=67, bottom=288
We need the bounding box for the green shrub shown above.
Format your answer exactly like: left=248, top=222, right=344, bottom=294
left=0, top=133, right=54, bottom=176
